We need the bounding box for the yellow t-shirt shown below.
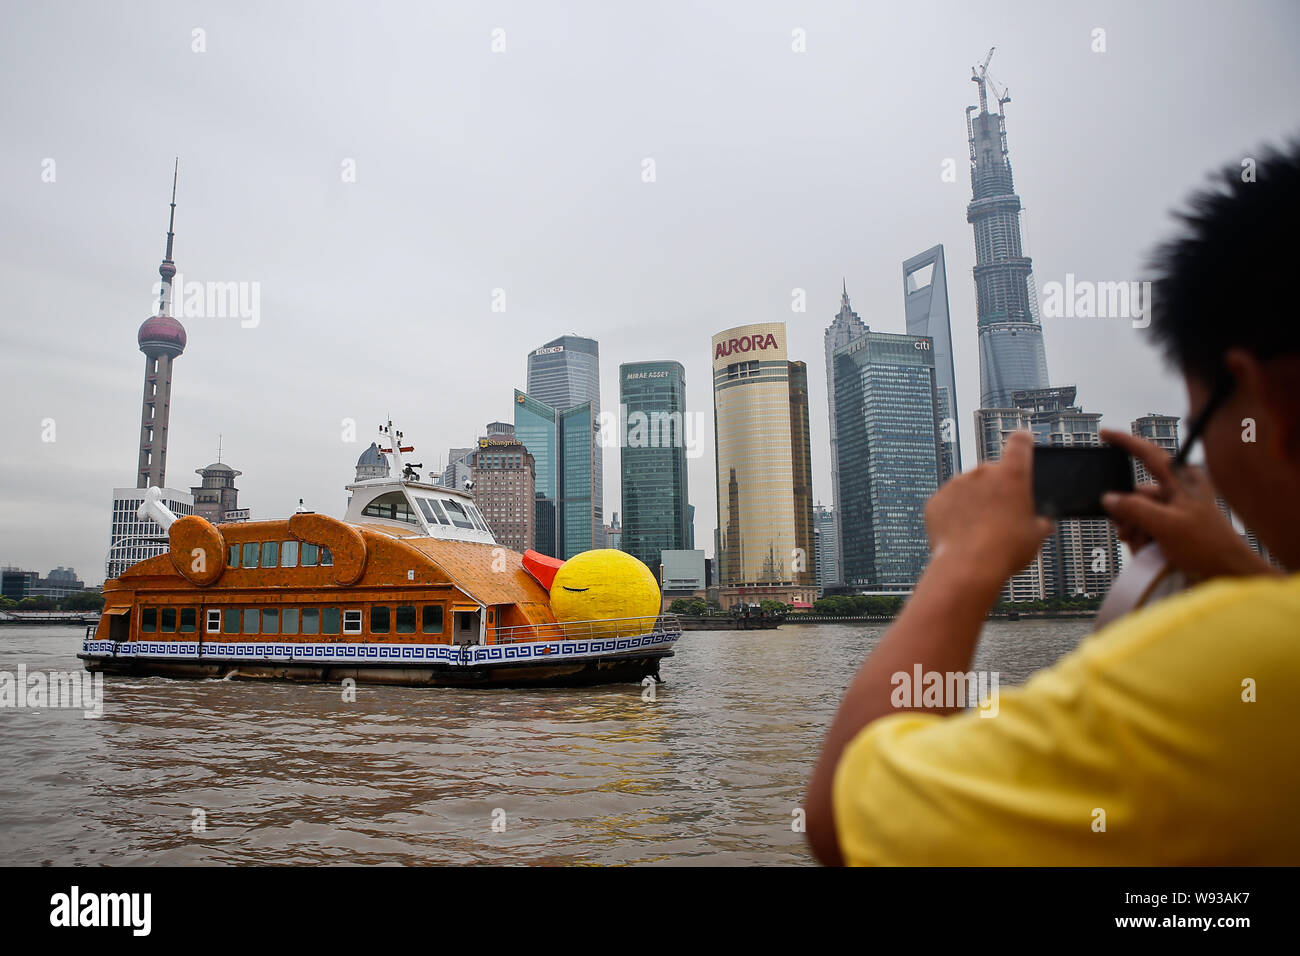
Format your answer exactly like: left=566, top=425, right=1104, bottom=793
left=831, top=572, right=1300, bottom=865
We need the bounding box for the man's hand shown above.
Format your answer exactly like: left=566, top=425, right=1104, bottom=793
left=1099, top=428, right=1277, bottom=582
left=925, top=430, right=1053, bottom=585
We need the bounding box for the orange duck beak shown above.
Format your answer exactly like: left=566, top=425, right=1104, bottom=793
left=522, top=550, right=565, bottom=591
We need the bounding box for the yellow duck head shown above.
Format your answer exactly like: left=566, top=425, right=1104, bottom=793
left=523, top=548, right=661, bottom=629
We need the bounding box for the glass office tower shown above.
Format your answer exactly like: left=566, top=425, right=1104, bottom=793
left=712, top=322, right=816, bottom=600
left=903, top=244, right=962, bottom=480
left=514, top=388, right=594, bottom=560
left=514, top=391, right=558, bottom=556
left=833, top=331, right=942, bottom=589
left=619, top=361, right=690, bottom=574
left=559, top=403, right=595, bottom=559
left=527, top=335, right=602, bottom=542
left=823, top=284, right=868, bottom=587
left=788, top=360, right=816, bottom=585
left=813, top=504, right=838, bottom=595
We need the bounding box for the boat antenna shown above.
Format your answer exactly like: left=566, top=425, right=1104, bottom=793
left=379, top=418, right=415, bottom=476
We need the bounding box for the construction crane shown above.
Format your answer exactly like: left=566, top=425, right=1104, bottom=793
left=971, top=46, right=1011, bottom=115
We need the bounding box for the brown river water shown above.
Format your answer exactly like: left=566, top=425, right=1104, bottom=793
left=0, top=620, right=1090, bottom=865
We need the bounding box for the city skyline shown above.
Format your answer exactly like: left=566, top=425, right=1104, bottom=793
left=4, top=2, right=1299, bottom=580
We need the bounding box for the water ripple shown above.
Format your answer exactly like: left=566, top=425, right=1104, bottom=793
left=0, top=621, right=1088, bottom=865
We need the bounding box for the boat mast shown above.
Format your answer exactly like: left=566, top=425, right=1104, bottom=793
left=378, top=420, right=417, bottom=480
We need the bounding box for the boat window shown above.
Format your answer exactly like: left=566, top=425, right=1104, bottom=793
left=261, top=541, right=279, bottom=568
left=141, top=606, right=157, bottom=633
left=282, top=608, right=300, bottom=635
left=321, top=547, right=333, bottom=566
left=206, top=609, right=221, bottom=633
left=160, top=607, right=177, bottom=632
left=322, top=608, right=341, bottom=635
left=396, top=605, right=416, bottom=634
left=223, top=608, right=240, bottom=634
left=422, top=605, right=444, bottom=634
left=242, top=542, right=259, bottom=568
left=242, top=608, right=260, bottom=634
left=432, top=498, right=452, bottom=524
left=468, top=505, right=491, bottom=533
left=261, top=608, right=279, bottom=634
left=369, top=607, right=389, bottom=634
left=228, top=545, right=239, bottom=568
left=281, top=541, right=299, bottom=567
left=416, top=498, right=445, bottom=525
left=361, top=491, right=419, bottom=525
left=342, top=609, right=361, bottom=634
left=180, top=608, right=197, bottom=634
left=441, top=498, right=475, bottom=529
left=301, top=543, right=320, bottom=567
left=301, top=608, right=320, bottom=635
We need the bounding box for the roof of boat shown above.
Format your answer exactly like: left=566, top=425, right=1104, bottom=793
left=352, top=522, right=551, bottom=609
left=112, top=518, right=553, bottom=618
left=344, top=477, right=474, bottom=498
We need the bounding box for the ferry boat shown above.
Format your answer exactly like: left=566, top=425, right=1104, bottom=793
left=80, top=424, right=680, bottom=688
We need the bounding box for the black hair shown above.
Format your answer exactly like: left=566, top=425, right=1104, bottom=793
left=1147, top=138, right=1300, bottom=384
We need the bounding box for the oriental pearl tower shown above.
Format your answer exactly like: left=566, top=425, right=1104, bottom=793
left=135, top=161, right=187, bottom=489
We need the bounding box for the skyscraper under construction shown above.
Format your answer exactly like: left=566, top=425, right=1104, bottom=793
left=964, top=53, right=1119, bottom=601
left=965, top=49, right=1049, bottom=409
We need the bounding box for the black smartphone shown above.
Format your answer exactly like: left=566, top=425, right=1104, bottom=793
left=1032, top=446, right=1134, bottom=519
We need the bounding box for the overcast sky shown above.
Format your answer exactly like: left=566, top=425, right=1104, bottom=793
left=2, top=0, right=1298, bottom=584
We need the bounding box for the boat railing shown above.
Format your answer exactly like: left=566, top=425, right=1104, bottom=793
left=492, top=613, right=681, bottom=646
left=81, top=615, right=682, bottom=647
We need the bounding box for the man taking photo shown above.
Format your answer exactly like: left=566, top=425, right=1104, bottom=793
left=806, top=141, right=1299, bottom=866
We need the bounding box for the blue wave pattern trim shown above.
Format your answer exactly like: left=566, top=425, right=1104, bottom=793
left=80, top=631, right=679, bottom=666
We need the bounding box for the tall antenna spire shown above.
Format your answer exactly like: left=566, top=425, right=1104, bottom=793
left=135, top=160, right=187, bottom=492
left=217, top=433, right=222, bottom=464
left=158, top=158, right=179, bottom=316
left=165, top=158, right=178, bottom=261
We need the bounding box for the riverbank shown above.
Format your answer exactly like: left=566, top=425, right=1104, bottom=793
left=678, top=616, right=779, bottom=630
left=0, top=612, right=99, bottom=626
left=676, top=611, right=1101, bottom=631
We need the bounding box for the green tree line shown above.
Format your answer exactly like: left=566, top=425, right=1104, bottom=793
left=0, top=591, right=105, bottom=612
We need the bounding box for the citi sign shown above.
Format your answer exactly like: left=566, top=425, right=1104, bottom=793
left=714, top=332, right=780, bottom=360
